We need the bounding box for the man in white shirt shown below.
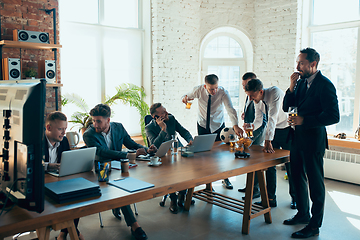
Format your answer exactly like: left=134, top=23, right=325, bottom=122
left=238, top=72, right=267, bottom=198
left=245, top=79, right=296, bottom=209
left=44, top=111, right=84, bottom=240
left=182, top=74, right=243, bottom=189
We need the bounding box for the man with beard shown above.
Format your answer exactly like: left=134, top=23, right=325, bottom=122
left=145, top=103, right=193, bottom=213
left=283, top=48, right=339, bottom=238
left=83, top=104, right=157, bottom=240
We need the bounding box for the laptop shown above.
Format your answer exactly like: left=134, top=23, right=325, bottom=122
left=48, top=147, right=96, bottom=177
left=185, top=134, right=217, bottom=153
left=136, top=139, right=174, bottom=160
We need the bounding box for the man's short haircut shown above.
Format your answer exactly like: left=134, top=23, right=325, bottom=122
left=89, top=104, right=111, bottom=118
left=150, top=103, right=162, bottom=116
left=204, top=74, right=219, bottom=85
left=46, top=111, right=67, bottom=125
left=245, top=78, right=263, bottom=92
left=300, top=47, right=320, bottom=67
left=242, top=72, right=257, bottom=81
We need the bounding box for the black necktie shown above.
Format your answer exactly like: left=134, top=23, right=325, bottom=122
left=263, top=101, right=269, bottom=122
left=244, top=96, right=255, bottom=123
left=206, top=95, right=211, bottom=131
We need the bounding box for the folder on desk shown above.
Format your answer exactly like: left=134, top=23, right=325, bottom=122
left=108, top=177, right=154, bottom=193
left=45, top=177, right=101, bottom=203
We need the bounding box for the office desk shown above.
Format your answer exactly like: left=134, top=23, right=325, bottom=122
left=0, top=143, right=289, bottom=240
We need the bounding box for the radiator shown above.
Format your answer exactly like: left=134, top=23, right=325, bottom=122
left=323, top=150, right=360, bottom=185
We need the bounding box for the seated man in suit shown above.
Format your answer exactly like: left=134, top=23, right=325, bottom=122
left=44, top=111, right=84, bottom=240
left=145, top=103, right=193, bottom=213
left=83, top=104, right=156, bottom=240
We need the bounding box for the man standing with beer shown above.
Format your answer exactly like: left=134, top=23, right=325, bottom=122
left=283, top=48, right=339, bottom=238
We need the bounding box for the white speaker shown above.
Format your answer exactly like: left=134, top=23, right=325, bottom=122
left=2, top=58, right=21, bottom=80
left=38, top=60, right=56, bottom=83
left=13, top=29, right=49, bottom=44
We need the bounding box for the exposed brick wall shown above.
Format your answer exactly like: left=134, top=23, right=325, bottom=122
left=151, top=0, right=300, bottom=136
left=0, top=0, right=61, bottom=114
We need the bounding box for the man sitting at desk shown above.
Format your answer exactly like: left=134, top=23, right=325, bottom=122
left=145, top=103, right=193, bottom=213
left=83, top=103, right=156, bottom=240
left=44, top=111, right=85, bottom=240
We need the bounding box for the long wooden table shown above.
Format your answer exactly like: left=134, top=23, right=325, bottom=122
left=0, top=143, right=289, bottom=239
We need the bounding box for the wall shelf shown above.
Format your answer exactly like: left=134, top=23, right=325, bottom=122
left=0, top=40, right=62, bottom=50
left=46, top=83, right=63, bottom=87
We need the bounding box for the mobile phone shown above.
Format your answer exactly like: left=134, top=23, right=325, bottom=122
left=154, top=115, right=160, bottom=120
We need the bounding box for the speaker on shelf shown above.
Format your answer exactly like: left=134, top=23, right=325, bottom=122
left=13, top=30, right=49, bottom=44
left=38, top=60, right=56, bottom=83
left=2, top=58, right=21, bottom=80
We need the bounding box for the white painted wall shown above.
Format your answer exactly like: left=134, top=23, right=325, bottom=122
left=151, top=0, right=301, bottom=137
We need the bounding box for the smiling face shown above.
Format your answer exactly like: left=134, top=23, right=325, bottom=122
left=296, top=53, right=317, bottom=78
left=246, top=89, right=264, bottom=104
left=92, top=115, right=110, bottom=133
left=204, top=83, right=218, bottom=96
left=46, top=120, right=67, bottom=144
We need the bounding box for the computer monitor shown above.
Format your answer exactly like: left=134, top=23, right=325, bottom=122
left=0, top=79, right=46, bottom=213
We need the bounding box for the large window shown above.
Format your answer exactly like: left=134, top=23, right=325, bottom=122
left=307, top=0, right=360, bottom=136
left=202, top=35, right=246, bottom=126
left=59, top=0, right=146, bottom=135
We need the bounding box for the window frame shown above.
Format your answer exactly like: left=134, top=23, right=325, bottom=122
left=302, top=0, right=360, bottom=136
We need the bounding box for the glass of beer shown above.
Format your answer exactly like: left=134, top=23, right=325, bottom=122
left=186, top=101, right=192, bottom=109
left=288, top=106, right=298, bottom=117
left=244, top=123, right=254, bottom=138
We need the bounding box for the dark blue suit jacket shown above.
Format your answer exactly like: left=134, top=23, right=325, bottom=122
left=283, top=71, right=340, bottom=152
left=83, top=122, right=146, bottom=161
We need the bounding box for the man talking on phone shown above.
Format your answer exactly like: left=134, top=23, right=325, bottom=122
left=145, top=103, right=193, bottom=214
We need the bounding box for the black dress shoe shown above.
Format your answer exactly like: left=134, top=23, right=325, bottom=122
left=290, top=200, right=297, bottom=209
left=222, top=179, right=233, bottom=189
left=131, top=227, right=148, bottom=240
left=254, top=198, right=277, bottom=207
left=283, top=214, right=310, bottom=225
left=291, top=225, right=319, bottom=238
left=238, top=187, right=246, bottom=192
left=241, top=191, right=260, bottom=200
left=169, top=201, right=178, bottom=214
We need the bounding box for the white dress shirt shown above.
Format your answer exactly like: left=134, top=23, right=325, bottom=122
left=244, top=97, right=266, bottom=131
left=101, top=126, right=112, bottom=150
left=184, top=85, right=239, bottom=133
left=261, top=86, right=289, bottom=141
left=45, top=134, right=60, bottom=171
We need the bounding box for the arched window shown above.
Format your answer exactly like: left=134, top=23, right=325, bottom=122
left=201, top=28, right=253, bottom=126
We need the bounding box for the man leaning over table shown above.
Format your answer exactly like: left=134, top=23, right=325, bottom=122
left=182, top=74, right=243, bottom=190
left=44, top=111, right=85, bottom=240
left=244, top=78, right=295, bottom=209
left=145, top=102, right=193, bottom=214
left=83, top=103, right=157, bottom=240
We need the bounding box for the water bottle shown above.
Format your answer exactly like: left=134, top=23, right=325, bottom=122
left=171, top=135, right=178, bottom=155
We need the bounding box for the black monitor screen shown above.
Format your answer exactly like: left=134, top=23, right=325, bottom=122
left=0, top=79, right=46, bottom=213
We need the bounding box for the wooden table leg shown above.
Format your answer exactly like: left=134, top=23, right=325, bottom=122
left=36, top=227, right=51, bottom=240
left=51, top=220, right=79, bottom=240
left=205, top=183, right=212, bottom=191
left=242, top=171, right=255, bottom=234
left=257, top=170, right=272, bottom=223
left=184, top=187, right=194, bottom=211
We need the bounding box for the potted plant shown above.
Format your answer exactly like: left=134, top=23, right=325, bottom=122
left=62, top=83, right=150, bottom=145
left=23, top=68, right=37, bottom=79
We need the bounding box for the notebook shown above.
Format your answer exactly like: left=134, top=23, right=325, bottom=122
left=136, top=139, right=174, bottom=161
left=48, top=147, right=96, bottom=177
left=45, top=177, right=101, bottom=203
left=185, top=134, right=217, bottom=153
left=108, top=177, right=154, bottom=193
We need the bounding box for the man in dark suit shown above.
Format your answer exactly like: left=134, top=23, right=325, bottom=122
left=83, top=104, right=156, bottom=240
left=145, top=103, right=193, bottom=213
left=283, top=48, right=340, bottom=238
left=44, top=111, right=84, bottom=240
